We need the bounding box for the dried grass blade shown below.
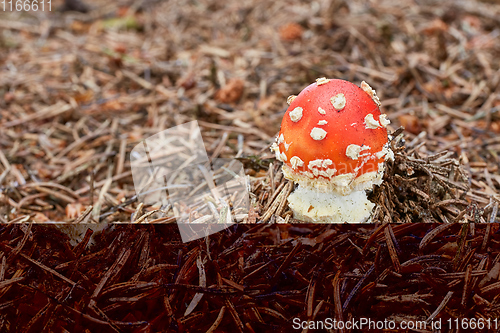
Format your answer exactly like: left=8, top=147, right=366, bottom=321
left=206, top=306, right=226, bottom=333
left=20, top=252, right=75, bottom=286
left=418, top=224, right=455, bottom=255
left=461, top=264, right=473, bottom=307
left=426, top=291, right=453, bottom=324
left=6, top=223, right=32, bottom=261
left=0, top=276, right=24, bottom=289
left=225, top=299, right=245, bottom=333
left=35, top=186, right=76, bottom=204
left=273, top=241, right=301, bottom=279
left=90, top=248, right=131, bottom=305
left=305, top=271, right=318, bottom=318
left=384, top=225, right=401, bottom=273
left=3, top=102, right=72, bottom=128
left=343, top=265, right=374, bottom=312
left=332, top=271, right=344, bottom=331
left=184, top=255, right=207, bottom=316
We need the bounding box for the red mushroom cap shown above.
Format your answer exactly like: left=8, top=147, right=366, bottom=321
left=272, top=78, right=392, bottom=194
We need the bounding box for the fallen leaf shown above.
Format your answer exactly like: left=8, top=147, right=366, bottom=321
left=398, top=114, right=421, bottom=135
left=421, top=19, right=448, bottom=35
left=33, top=213, right=49, bottom=222
left=66, top=203, right=85, bottom=219
left=279, top=22, right=304, bottom=41
left=215, top=78, right=244, bottom=103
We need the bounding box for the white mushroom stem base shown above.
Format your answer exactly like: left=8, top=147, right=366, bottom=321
left=287, top=185, right=375, bottom=223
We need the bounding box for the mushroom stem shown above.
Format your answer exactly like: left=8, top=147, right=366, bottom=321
left=287, top=185, right=374, bottom=223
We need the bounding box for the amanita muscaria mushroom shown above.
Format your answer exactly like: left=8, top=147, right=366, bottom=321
left=271, top=78, right=393, bottom=222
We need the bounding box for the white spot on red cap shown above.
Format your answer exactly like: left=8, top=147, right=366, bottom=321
left=289, top=107, right=303, bottom=122
left=379, top=114, right=390, bottom=128
left=316, top=77, right=330, bottom=86
left=287, top=95, right=297, bottom=105
left=361, top=81, right=381, bottom=107
left=346, top=144, right=371, bottom=160
left=318, top=107, right=326, bottom=115
left=290, top=156, right=304, bottom=169
left=376, top=143, right=394, bottom=161
left=310, top=127, right=327, bottom=140
left=364, top=114, right=381, bottom=129
left=308, top=159, right=336, bottom=177
left=270, top=142, right=281, bottom=160
left=330, top=93, right=346, bottom=111
left=308, top=159, right=333, bottom=169
left=317, top=120, right=327, bottom=125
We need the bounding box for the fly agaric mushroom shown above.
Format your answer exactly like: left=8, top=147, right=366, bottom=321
left=271, top=78, right=393, bottom=222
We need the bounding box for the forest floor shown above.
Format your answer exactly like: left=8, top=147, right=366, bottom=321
left=0, top=0, right=500, bottom=331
